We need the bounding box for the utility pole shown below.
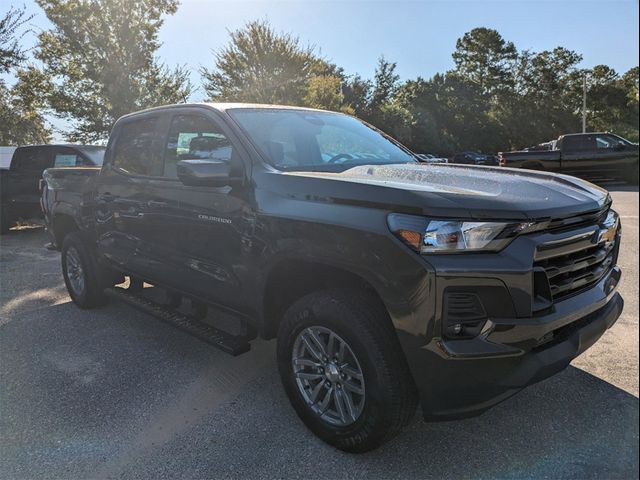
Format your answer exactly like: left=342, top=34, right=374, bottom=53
left=582, top=72, right=587, bottom=133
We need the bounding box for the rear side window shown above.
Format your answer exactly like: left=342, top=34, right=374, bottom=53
left=112, top=116, right=163, bottom=176
left=595, top=134, right=622, bottom=149
left=12, top=148, right=51, bottom=172
left=562, top=135, right=596, bottom=152
left=163, top=114, right=233, bottom=178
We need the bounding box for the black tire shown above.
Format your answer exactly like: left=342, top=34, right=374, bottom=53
left=630, top=165, right=639, bottom=185
left=522, top=162, right=544, bottom=172
left=61, top=232, right=109, bottom=308
left=277, top=288, right=418, bottom=453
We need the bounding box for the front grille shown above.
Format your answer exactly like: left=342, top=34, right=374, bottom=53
left=545, top=205, right=609, bottom=233
left=534, top=215, right=620, bottom=302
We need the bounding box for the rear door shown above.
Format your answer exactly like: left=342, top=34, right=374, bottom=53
left=93, top=113, right=168, bottom=272
left=559, top=135, right=597, bottom=177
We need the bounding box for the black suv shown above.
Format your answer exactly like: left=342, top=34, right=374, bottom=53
left=43, top=104, right=623, bottom=452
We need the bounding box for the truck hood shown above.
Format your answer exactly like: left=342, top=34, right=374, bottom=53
left=282, top=163, right=610, bottom=220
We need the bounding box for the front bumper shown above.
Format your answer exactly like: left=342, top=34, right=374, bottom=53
left=399, top=261, right=623, bottom=421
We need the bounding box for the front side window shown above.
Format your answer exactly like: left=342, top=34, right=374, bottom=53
left=112, top=116, right=162, bottom=176
left=163, top=114, right=233, bottom=178
left=229, top=109, right=416, bottom=172
left=595, top=134, right=622, bottom=149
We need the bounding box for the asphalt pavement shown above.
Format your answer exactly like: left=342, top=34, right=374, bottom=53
left=0, top=184, right=638, bottom=479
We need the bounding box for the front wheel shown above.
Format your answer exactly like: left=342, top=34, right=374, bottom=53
left=277, top=289, right=418, bottom=453
left=61, top=232, right=109, bottom=309
left=630, top=165, right=639, bottom=185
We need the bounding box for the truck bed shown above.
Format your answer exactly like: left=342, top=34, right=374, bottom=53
left=41, top=167, right=102, bottom=245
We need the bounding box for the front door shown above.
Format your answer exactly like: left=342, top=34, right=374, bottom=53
left=140, top=109, right=254, bottom=314
left=591, top=134, right=637, bottom=178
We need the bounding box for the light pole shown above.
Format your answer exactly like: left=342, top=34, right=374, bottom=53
left=582, top=72, right=587, bottom=133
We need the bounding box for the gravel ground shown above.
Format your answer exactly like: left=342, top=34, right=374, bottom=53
left=0, top=184, right=638, bottom=479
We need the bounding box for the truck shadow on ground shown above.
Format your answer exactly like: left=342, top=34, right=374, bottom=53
left=3, top=301, right=637, bottom=479
left=382, top=366, right=639, bottom=479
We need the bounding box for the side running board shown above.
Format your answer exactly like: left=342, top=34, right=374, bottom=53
left=104, top=287, right=251, bottom=356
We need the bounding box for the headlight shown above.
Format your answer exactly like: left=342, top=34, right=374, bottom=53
left=388, top=214, right=536, bottom=253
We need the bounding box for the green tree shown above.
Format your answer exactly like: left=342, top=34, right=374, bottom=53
left=348, top=57, right=407, bottom=134
left=505, top=47, right=583, bottom=148
left=370, top=57, right=400, bottom=110
left=452, top=27, right=517, bottom=96
left=29, top=0, right=191, bottom=142
left=0, top=5, right=32, bottom=71
left=304, top=75, right=345, bottom=112
left=0, top=6, right=49, bottom=144
left=201, top=20, right=320, bottom=105
left=342, top=74, right=372, bottom=117
left=586, top=65, right=639, bottom=141
left=621, top=67, right=639, bottom=141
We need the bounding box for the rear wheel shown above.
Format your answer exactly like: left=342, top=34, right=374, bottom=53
left=277, top=289, right=418, bottom=453
left=61, top=232, right=111, bottom=308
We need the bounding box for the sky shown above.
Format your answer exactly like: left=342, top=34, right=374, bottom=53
left=3, top=0, right=639, bottom=137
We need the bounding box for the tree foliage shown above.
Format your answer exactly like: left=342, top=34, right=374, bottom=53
left=3, top=12, right=638, bottom=152
left=452, top=27, right=517, bottom=95
left=0, top=5, right=32, bottom=72
left=202, top=20, right=321, bottom=105
left=394, top=32, right=638, bottom=153
left=28, top=0, right=192, bottom=142
left=203, top=22, right=638, bottom=154
left=0, top=6, right=50, bottom=144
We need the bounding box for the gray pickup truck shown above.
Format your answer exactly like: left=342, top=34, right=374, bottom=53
left=42, top=103, right=624, bottom=452
left=499, top=132, right=638, bottom=182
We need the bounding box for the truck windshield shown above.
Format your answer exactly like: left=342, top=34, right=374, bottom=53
left=229, top=109, right=417, bottom=171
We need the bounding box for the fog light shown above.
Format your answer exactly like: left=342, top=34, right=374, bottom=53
left=443, top=291, right=487, bottom=339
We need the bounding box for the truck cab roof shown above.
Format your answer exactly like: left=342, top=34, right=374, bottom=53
left=116, top=102, right=333, bottom=122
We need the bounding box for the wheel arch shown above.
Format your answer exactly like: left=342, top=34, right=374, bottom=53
left=261, top=259, right=391, bottom=340
left=52, top=213, right=80, bottom=249
left=521, top=161, right=545, bottom=171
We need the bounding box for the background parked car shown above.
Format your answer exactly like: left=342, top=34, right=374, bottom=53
left=1, top=144, right=105, bottom=233
left=415, top=153, right=448, bottom=163
left=449, top=151, right=499, bottom=166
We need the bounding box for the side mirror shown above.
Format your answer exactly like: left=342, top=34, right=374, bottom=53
left=614, top=143, right=625, bottom=151
left=176, top=159, right=234, bottom=187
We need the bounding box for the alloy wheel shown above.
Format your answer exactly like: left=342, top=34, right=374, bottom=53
left=66, top=247, right=85, bottom=296
left=292, top=326, right=366, bottom=426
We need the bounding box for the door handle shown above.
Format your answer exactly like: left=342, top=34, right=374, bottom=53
left=147, top=200, right=168, bottom=208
